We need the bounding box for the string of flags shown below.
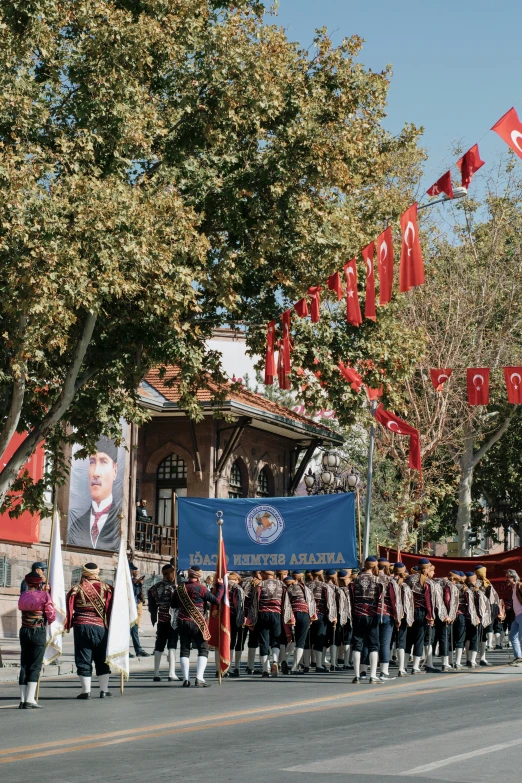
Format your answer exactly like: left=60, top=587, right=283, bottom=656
left=263, top=104, right=522, bottom=391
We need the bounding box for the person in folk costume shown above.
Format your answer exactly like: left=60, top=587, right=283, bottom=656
left=337, top=569, right=353, bottom=669
left=324, top=569, right=348, bottom=671
left=434, top=568, right=460, bottom=672
left=246, top=570, right=285, bottom=677
left=170, top=566, right=223, bottom=687
left=275, top=571, right=290, bottom=671
left=148, top=564, right=179, bottom=682
left=405, top=558, right=434, bottom=674
left=393, top=563, right=414, bottom=677
left=465, top=570, right=491, bottom=668
left=241, top=570, right=261, bottom=674
left=474, top=564, right=500, bottom=666
left=306, top=569, right=337, bottom=673
left=350, top=557, right=386, bottom=684
left=449, top=571, right=479, bottom=669
left=422, top=562, right=448, bottom=673
left=281, top=574, right=317, bottom=673
left=17, top=571, right=56, bottom=708
left=377, top=566, right=401, bottom=681
left=378, top=557, right=391, bottom=576
left=65, top=563, right=113, bottom=699
left=227, top=572, right=245, bottom=678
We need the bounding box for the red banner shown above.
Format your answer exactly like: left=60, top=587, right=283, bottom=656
left=326, top=271, right=344, bottom=301
left=375, top=405, right=422, bottom=475
left=457, top=144, right=485, bottom=189
left=399, top=203, right=425, bottom=292
left=504, top=366, right=522, bottom=404
left=338, top=362, right=363, bottom=392
left=429, top=368, right=452, bottom=392
left=377, top=226, right=394, bottom=305
left=467, top=368, right=490, bottom=405
left=344, top=258, right=362, bottom=326
left=208, top=536, right=231, bottom=678
left=492, top=107, right=522, bottom=160
left=264, top=320, right=276, bottom=385
left=307, top=286, right=322, bottom=323
left=362, top=242, right=376, bottom=321
left=0, top=433, right=44, bottom=544
left=426, top=170, right=454, bottom=199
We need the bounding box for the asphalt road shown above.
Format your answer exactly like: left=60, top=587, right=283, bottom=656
left=1, top=650, right=521, bottom=783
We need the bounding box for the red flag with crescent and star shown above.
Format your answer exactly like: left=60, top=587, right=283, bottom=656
left=326, top=271, right=344, bottom=301
left=277, top=340, right=291, bottom=390
left=208, top=535, right=231, bottom=678
left=492, top=107, right=522, bottom=160
left=294, top=298, right=309, bottom=318
left=344, top=258, right=362, bottom=326
left=281, top=309, right=292, bottom=376
left=264, top=320, right=276, bottom=385
left=504, top=367, right=522, bottom=404
left=377, top=226, right=394, bottom=305
left=466, top=368, right=490, bottom=405
left=429, top=368, right=453, bottom=392
left=338, top=362, right=363, bottom=393
left=307, top=286, right=322, bottom=323
left=457, top=144, right=485, bottom=189
left=399, top=203, right=425, bottom=293
left=426, top=171, right=454, bottom=199
left=375, top=405, right=422, bottom=475
left=362, top=242, right=376, bottom=321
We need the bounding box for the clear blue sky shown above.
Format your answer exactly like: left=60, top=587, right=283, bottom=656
left=271, top=0, right=522, bottom=194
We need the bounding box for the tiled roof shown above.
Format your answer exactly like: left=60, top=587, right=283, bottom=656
left=142, top=366, right=338, bottom=436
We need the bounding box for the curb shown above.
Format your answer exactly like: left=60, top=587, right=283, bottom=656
left=0, top=656, right=156, bottom=683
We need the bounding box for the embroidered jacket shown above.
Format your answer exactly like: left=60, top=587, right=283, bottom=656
left=229, top=583, right=245, bottom=628
left=65, top=579, right=113, bottom=629
left=396, top=580, right=414, bottom=626
left=283, top=582, right=317, bottom=625
left=338, top=584, right=353, bottom=624
left=307, top=579, right=337, bottom=621
left=148, top=579, right=177, bottom=625
left=171, top=580, right=224, bottom=622
left=18, top=590, right=56, bottom=628
left=405, top=573, right=434, bottom=621
left=350, top=572, right=381, bottom=618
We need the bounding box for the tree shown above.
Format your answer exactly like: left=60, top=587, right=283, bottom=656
left=0, top=1, right=424, bottom=513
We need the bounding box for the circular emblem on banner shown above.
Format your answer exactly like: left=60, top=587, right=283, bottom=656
left=245, top=505, right=285, bottom=546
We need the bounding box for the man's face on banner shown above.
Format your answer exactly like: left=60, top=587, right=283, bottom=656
left=89, top=451, right=117, bottom=504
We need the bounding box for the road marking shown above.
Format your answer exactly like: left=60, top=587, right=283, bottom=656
left=0, top=675, right=519, bottom=765
left=402, top=737, right=522, bottom=774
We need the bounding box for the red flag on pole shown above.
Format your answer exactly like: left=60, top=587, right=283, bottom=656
left=277, top=340, right=291, bottom=390
left=344, top=258, right=362, bottom=326
left=282, top=309, right=292, bottom=374
left=504, top=367, right=522, bottom=403
left=208, top=534, right=231, bottom=679
left=326, top=271, right=344, bottom=301
left=375, top=405, right=422, bottom=475
left=466, top=368, right=490, bottom=405
left=429, top=368, right=453, bottom=392
left=338, top=362, right=363, bottom=392
left=426, top=170, right=454, bottom=199
left=307, top=286, right=322, bottom=323
left=362, top=242, right=376, bottom=321
left=264, top=321, right=276, bottom=385
left=377, top=226, right=394, bottom=305
left=294, top=298, right=309, bottom=318
left=399, top=203, right=425, bottom=292
left=492, top=107, right=522, bottom=159
left=457, top=144, right=485, bottom=189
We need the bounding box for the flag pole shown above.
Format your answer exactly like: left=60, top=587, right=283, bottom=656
left=356, top=486, right=362, bottom=566
left=119, top=512, right=125, bottom=696
left=36, top=491, right=58, bottom=704
left=216, top=511, right=224, bottom=686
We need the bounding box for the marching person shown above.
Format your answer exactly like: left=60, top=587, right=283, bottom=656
left=435, top=569, right=459, bottom=672
left=17, top=571, right=56, bottom=708
left=325, top=569, right=347, bottom=671
left=282, top=573, right=316, bottom=673
left=350, top=556, right=383, bottom=684
left=246, top=570, right=285, bottom=677
left=474, top=565, right=500, bottom=666
left=307, top=569, right=337, bottom=673
left=464, top=571, right=485, bottom=668
left=228, top=572, right=245, bottom=677
left=241, top=570, right=261, bottom=674
left=20, top=562, right=47, bottom=594
left=129, top=563, right=149, bottom=658
left=449, top=571, right=478, bottom=669
left=377, top=565, right=400, bottom=681
left=65, top=563, right=113, bottom=700
left=505, top=569, right=522, bottom=665
left=337, top=569, right=353, bottom=669
left=405, top=558, right=434, bottom=674
left=170, top=566, right=224, bottom=687
left=148, top=564, right=179, bottom=681
left=424, top=563, right=448, bottom=673
left=393, top=563, right=414, bottom=677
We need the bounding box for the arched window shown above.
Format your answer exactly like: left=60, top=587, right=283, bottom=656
left=228, top=460, right=244, bottom=499
left=156, top=453, right=187, bottom=531
left=157, top=453, right=187, bottom=481
left=256, top=467, right=271, bottom=498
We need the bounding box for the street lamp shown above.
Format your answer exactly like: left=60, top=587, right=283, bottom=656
left=304, top=451, right=348, bottom=495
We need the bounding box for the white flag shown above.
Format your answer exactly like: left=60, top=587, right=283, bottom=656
left=105, top=536, right=138, bottom=678
left=43, top=508, right=67, bottom=665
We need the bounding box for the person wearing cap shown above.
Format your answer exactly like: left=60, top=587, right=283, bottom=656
left=227, top=572, right=246, bottom=677
left=505, top=570, right=522, bottom=665
left=350, top=557, right=384, bottom=684
left=65, top=563, right=113, bottom=699
left=148, top=565, right=179, bottom=681
left=68, top=436, right=121, bottom=550
left=20, top=562, right=47, bottom=594
left=376, top=564, right=400, bottom=681
left=474, top=565, right=500, bottom=666
left=128, top=563, right=149, bottom=659
left=306, top=570, right=337, bottom=673
left=17, top=571, right=56, bottom=708
left=405, top=559, right=434, bottom=674
left=171, top=566, right=224, bottom=687
left=449, top=571, right=478, bottom=669
left=393, top=563, right=414, bottom=676
left=463, top=571, right=485, bottom=668
left=246, top=570, right=285, bottom=677
left=378, top=557, right=391, bottom=577
left=432, top=568, right=459, bottom=672
left=241, top=571, right=261, bottom=674
left=281, top=574, right=316, bottom=673
left=324, top=570, right=348, bottom=671
left=337, top=570, right=353, bottom=669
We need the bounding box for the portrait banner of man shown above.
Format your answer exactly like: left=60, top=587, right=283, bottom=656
left=67, top=426, right=127, bottom=552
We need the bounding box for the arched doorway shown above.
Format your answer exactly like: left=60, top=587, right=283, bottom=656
left=135, top=453, right=188, bottom=558
left=228, top=459, right=247, bottom=498
left=256, top=466, right=273, bottom=498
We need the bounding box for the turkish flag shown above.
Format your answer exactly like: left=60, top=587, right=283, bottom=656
left=338, top=362, right=363, bottom=392
left=492, top=107, right=522, bottom=160
left=399, top=203, right=425, bottom=292
left=457, top=144, right=485, bottom=189
left=362, top=242, right=376, bottom=321
left=429, top=368, right=452, bottom=392
left=294, top=298, right=308, bottom=318
left=377, top=226, right=394, bottom=305
left=504, top=367, right=522, bottom=403
left=375, top=405, right=422, bottom=475
left=208, top=535, right=231, bottom=678
left=326, top=271, right=344, bottom=301
left=281, top=310, right=292, bottom=376
left=307, top=286, right=322, bottom=323
left=344, top=258, right=362, bottom=326
left=277, top=340, right=291, bottom=390
left=467, top=368, right=490, bottom=405
left=426, top=170, right=454, bottom=199
left=264, top=320, right=276, bottom=385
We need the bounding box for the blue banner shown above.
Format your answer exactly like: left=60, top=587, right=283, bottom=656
left=177, top=494, right=357, bottom=571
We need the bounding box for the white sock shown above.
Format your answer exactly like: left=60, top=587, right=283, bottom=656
left=469, top=650, right=477, bottom=665
left=180, top=656, right=190, bottom=681
left=344, top=644, right=351, bottom=665
left=247, top=648, right=256, bottom=670
left=423, top=645, right=428, bottom=661
left=391, top=643, right=397, bottom=659
left=480, top=641, right=488, bottom=661
left=321, top=648, right=328, bottom=667
left=381, top=661, right=389, bottom=675
left=286, top=642, right=295, bottom=661
left=442, top=655, right=449, bottom=667
left=303, top=649, right=311, bottom=668
left=293, top=648, right=304, bottom=670
left=261, top=654, right=269, bottom=673
left=455, top=647, right=463, bottom=666
left=352, top=651, right=361, bottom=678
left=80, top=675, right=91, bottom=694
left=272, top=648, right=280, bottom=665
left=495, top=633, right=501, bottom=646
left=311, top=649, right=317, bottom=665
left=413, top=655, right=421, bottom=670
left=154, top=650, right=162, bottom=677
left=369, top=651, right=378, bottom=679
left=425, top=645, right=433, bottom=668
left=234, top=650, right=242, bottom=670
left=168, top=649, right=178, bottom=679
left=98, top=673, right=109, bottom=692
left=487, top=632, right=494, bottom=649
left=330, top=645, right=337, bottom=668
left=19, top=684, right=27, bottom=703
left=196, top=656, right=207, bottom=681
left=397, top=649, right=405, bottom=672
left=26, top=682, right=38, bottom=705
left=279, top=644, right=286, bottom=663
